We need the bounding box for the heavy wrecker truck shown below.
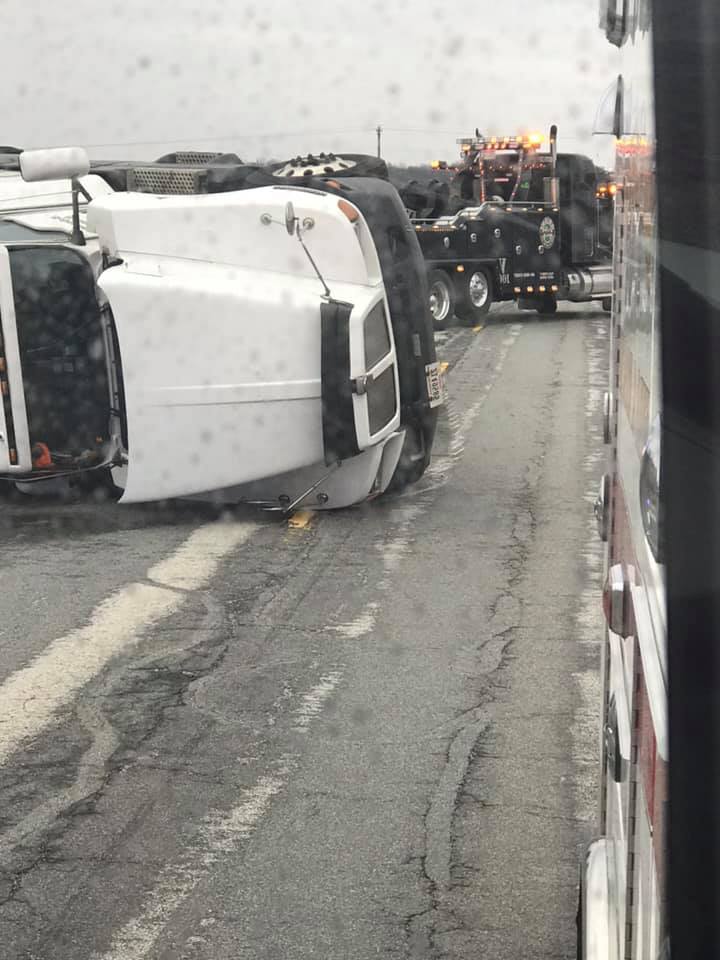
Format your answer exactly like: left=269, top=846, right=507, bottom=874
left=400, top=126, right=615, bottom=327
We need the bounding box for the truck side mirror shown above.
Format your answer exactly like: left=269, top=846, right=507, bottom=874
left=285, top=201, right=297, bottom=236
left=593, top=75, right=624, bottom=138
left=19, top=147, right=90, bottom=183
left=600, top=0, right=627, bottom=46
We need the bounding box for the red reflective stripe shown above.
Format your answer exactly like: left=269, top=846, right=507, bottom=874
left=636, top=668, right=657, bottom=822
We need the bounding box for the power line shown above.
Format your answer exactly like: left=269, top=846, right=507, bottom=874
left=50, top=128, right=377, bottom=151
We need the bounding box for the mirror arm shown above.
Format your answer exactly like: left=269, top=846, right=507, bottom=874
left=69, top=177, right=86, bottom=247
left=295, top=224, right=331, bottom=299
left=75, top=179, right=92, bottom=203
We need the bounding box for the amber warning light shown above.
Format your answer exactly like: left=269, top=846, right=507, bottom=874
left=597, top=182, right=618, bottom=198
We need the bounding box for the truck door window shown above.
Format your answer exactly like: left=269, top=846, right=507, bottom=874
left=8, top=246, right=111, bottom=460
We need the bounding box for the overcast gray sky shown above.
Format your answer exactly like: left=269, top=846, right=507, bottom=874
left=0, top=0, right=619, bottom=167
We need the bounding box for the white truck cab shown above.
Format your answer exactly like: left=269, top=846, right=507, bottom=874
left=0, top=147, right=439, bottom=510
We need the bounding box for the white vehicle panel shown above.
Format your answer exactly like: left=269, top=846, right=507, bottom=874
left=0, top=173, right=113, bottom=213
left=87, top=187, right=381, bottom=287
left=606, top=630, right=631, bottom=959
left=99, top=261, right=386, bottom=503
left=211, top=433, right=404, bottom=511
left=631, top=780, right=660, bottom=960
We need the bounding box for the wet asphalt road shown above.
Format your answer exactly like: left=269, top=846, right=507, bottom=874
left=0, top=303, right=607, bottom=960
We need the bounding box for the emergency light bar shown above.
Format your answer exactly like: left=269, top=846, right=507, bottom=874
left=456, top=133, right=544, bottom=153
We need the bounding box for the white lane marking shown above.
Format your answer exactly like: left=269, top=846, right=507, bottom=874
left=293, top=671, right=343, bottom=730
left=377, top=537, right=410, bottom=572
left=330, top=603, right=378, bottom=639
left=97, top=771, right=288, bottom=960
left=458, top=324, right=523, bottom=437
left=424, top=323, right=523, bottom=486
left=100, top=657, right=346, bottom=959
left=0, top=521, right=256, bottom=766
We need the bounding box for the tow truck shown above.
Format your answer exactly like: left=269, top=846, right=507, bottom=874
left=0, top=146, right=441, bottom=509
left=401, top=126, right=615, bottom=327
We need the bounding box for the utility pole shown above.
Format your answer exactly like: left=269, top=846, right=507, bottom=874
left=376, top=124, right=382, bottom=159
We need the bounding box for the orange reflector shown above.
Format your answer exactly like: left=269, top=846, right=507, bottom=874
left=456, top=265, right=465, bottom=273
left=337, top=199, right=359, bottom=223
left=325, top=179, right=342, bottom=190
left=0, top=358, right=5, bottom=372
left=0, top=380, right=8, bottom=396
left=31, top=442, right=53, bottom=469
left=9, top=449, right=17, bottom=465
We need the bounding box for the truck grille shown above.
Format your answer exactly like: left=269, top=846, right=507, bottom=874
left=126, top=166, right=205, bottom=195
left=367, top=365, right=397, bottom=436
left=364, top=301, right=391, bottom=369
left=168, top=151, right=222, bottom=165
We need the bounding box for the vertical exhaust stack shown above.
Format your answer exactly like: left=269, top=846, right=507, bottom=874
left=549, top=124, right=559, bottom=206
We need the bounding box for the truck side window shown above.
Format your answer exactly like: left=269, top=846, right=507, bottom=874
left=8, top=246, right=110, bottom=457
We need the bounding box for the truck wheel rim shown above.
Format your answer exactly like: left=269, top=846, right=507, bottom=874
left=429, top=281, right=450, bottom=322
left=468, top=272, right=489, bottom=308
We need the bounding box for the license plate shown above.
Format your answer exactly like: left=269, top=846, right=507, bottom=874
left=425, top=361, right=446, bottom=408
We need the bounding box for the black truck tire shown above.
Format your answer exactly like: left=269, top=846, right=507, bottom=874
left=455, top=267, right=493, bottom=322
left=266, top=152, right=388, bottom=181
left=427, top=269, right=456, bottom=330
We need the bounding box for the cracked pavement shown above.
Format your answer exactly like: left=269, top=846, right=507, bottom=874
left=0, top=305, right=607, bottom=959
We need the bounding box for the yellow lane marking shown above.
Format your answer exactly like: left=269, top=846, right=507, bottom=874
left=287, top=509, right=314, bottom=530
left=472, top=324, right=484, bottom=333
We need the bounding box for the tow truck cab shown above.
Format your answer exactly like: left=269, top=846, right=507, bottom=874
left=0, top=148, right=439, bottom=509
left=407, top=130, right=614, bottom=324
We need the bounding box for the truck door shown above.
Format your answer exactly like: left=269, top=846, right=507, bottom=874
left=506, top=211, right=561, bottom=290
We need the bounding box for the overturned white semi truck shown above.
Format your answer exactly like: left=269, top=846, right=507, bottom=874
left=0, top=147, right=442, bottom=510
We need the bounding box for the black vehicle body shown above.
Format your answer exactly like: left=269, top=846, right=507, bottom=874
left=404, top=134, right=615, bottom=322
left=414, top=200, right=563, bottom=306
